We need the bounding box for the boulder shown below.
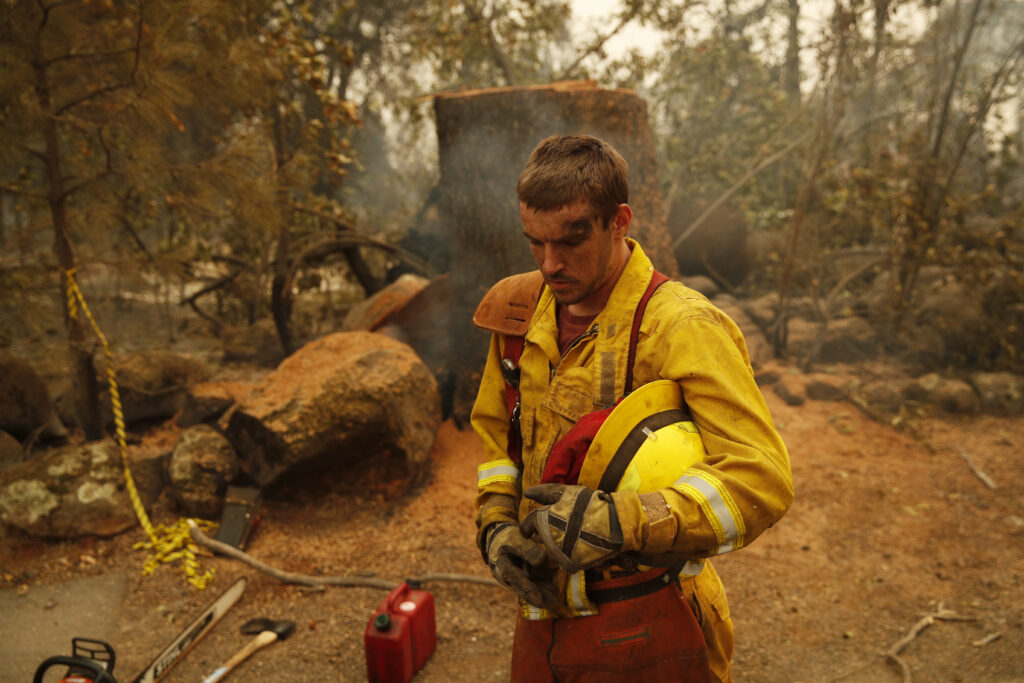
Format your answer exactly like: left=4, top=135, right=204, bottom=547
left=0, top=439, right=162, bottom=538
left=177, top=381, right=254, bottom=428
left=805, top=375, right=848, bottom=401
left=222, top=319, right=284, bottom=367
left=0, top=351, right=66, bottom=440
left=745, top=293, right=779, bottom=330
left=786, top=316, right=878, bottom=363
left=167, top=425, right=239, bottom=518
left=969, top=372, right=1024, bottom=416
left=774, top=376, right=806, bottom=406
left=224, top=331, right=441, bottom=486
left=99, top=351, right=208, bottom=427
left=904, top=373, right=979, bottom=414
left=819, top=316, right=879, bottom=363
left=861, top=380, right=904, bottom=413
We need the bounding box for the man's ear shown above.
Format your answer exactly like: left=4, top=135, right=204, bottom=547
left=612, top=204, right=632, bottom=238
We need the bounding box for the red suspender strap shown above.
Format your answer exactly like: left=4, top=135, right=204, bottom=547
left=503, top=269, right=670, bottom=464
left=625, top=270, right=670, bottom=393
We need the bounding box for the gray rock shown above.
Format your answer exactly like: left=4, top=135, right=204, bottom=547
left=903, top=372, right=943, bottom=403
left=0, top=351, right=66, bottom=440
left=754, top=367, right=782, bottom=386
left=931, top=379, right=980, bottom=414
left=818, top=316, right=879, bottom=363
left=774, top=376, right=806, bottom=406
left=969, top=372, right=1024, bottom=416
left=745, top=293, right=779, bottom=330
left=225, top=331, right=441, bottom=486
left=783, top=317, right=819, bottom=359
left=0, top=440, right=161, bottom=538
left=862, top=380, right=904, bottom=413
left=177, top=381, right=253, bottom=428
left=167, top=425, right=239, bottom=518
left=806, top=376, right=848, bottom=401
left=99, top=351, right=209, bottom=427
left=222, top=319, right=284, bottom=367
left=903, top=373, right=980, bottom=414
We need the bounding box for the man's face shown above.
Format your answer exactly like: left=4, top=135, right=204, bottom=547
left=520, top=199, right=629, bottom=314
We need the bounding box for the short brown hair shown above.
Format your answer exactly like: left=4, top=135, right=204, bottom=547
left=517, top=135, right=628, bottom=225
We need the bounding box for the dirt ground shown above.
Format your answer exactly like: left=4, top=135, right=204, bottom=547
left=4, top=361, right=1024, bottom=682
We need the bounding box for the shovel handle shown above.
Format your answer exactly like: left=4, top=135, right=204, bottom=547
left=201, top=630, right=278, bottom=683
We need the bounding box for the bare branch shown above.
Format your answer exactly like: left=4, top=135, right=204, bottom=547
left=942, top=28, right=1024, bottom=191
left=54, top=81, right=132, bottom=117
left=0, top=183, right=47, bottom=199
left=959, top=449, right=996, bottom=490
left=11, top=141, right=48, bottom=163
left=188, top=521, right=499, bottom=590
left=462, top=0, right=517, bottom=85
left=672, top=131, right=811, bottom=251
left=60, top=170, right=111, bottom=202
left=180, top=272, right=244, bottom=306
left=555, top=4, right=642, bottom=80
left=929, top=0, right=984, bottom=162
left=884, top=604, right=977, bottom=682
left=42, top=46, right=138, bottom=66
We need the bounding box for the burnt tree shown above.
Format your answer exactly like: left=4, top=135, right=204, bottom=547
left=434, top=81, right=678, bottom=417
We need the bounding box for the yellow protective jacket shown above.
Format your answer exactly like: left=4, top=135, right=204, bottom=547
left=471, top=241, right=793, bottom=675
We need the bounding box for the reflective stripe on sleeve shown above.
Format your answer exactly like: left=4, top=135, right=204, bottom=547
left=567, top=571, right=598, bottom=617
left=477, top=459, right=521, bottom=488
left=672, top=469, right=746, bottom=554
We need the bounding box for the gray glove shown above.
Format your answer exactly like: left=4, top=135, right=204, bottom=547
left=485, top=523, right=561, bottom=609
left=520, top=484, right=623, bottom=573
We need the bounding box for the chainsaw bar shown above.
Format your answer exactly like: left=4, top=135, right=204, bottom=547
left=132, top=576, right=247, bottom=683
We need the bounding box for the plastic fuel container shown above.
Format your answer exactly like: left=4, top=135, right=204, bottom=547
left=365, top=581, right=436, bottom=682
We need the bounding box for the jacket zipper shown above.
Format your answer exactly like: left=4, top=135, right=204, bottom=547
left=551, top=325, right=598, bottom=379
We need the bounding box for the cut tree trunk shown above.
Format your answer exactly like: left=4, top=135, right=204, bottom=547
left=434, top=80, right=678, bottom=418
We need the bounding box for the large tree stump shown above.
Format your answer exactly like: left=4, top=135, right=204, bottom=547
left=434, top=81, right=677, bottom=416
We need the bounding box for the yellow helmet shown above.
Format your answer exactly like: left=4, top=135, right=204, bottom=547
left=577, top=380, right=706, bottom=493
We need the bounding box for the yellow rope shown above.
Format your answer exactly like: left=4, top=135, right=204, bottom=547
left=63, top=268, right=214, bottom=589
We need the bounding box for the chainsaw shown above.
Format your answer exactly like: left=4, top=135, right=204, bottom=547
left=34, top=577, right=247, bottom=683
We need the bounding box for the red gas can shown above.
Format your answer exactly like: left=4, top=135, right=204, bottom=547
left=365, top=581, right=437, bottom=682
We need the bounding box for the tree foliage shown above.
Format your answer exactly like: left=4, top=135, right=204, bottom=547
left=2, top=0, right=1023, bottom=427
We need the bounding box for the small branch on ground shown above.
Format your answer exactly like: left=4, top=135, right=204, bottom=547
left=884, top=603, right=977, bottom=683
left=188, top=521, right=500, bottom=590
left=959, top=450, right=996, bottom=490
left=971, top=632, right=1003, bottom=647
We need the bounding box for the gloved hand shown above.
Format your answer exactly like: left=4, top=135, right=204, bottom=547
left=520, top=484, right=623, bottom=574
left=485, top=522, right=562, bottom=609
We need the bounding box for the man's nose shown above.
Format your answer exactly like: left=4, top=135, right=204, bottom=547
left=540, top=245, right=563, bottom=274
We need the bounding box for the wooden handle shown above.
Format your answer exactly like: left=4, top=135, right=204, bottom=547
left=202, top=631, right=278, bottom=683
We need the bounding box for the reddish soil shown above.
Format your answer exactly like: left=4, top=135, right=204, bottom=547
left=4, top=361, right=1023, bottom=682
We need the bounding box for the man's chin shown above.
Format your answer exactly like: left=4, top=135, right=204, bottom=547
left=546, top=282, right=580, bottom=305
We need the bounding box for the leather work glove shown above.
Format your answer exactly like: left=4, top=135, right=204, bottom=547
left=485, top=522, right=562, bottom=609
left=520, top=484, right=624, bottom=574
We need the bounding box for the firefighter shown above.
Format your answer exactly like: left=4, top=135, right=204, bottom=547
left=471, top=135, right=794, bottom=682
